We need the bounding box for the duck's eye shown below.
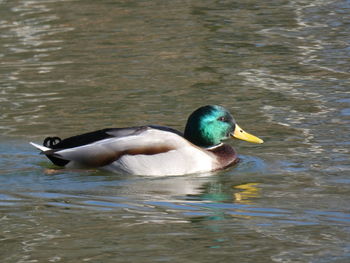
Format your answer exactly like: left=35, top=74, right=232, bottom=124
left=218, top=116, right=226, bottom=122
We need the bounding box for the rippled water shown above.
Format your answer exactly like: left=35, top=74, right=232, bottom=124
left=1, top=0, right=350, bottom=262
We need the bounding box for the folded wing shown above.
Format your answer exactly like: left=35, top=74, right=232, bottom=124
left=43, top=127, right=192, bottom=167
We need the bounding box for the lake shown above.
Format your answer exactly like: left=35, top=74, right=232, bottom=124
left=1, top=0, right=349, bottom=262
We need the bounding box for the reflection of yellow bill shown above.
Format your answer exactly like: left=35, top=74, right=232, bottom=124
left=233, top=183, right=260, bottom=204
left=231, top=124, right=264, bottom=144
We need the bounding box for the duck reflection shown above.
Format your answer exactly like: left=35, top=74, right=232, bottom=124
left=109, top=173, right=216, bottom=198
left=233, top=183, right=261, bottom=205
left=133, top=175, right=262, bottom=206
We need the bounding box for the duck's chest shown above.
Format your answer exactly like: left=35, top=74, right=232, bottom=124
left=208, top=144, right=239, bottom=170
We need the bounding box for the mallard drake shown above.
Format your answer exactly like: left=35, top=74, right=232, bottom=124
left=30, top=105, right=263, bottom=176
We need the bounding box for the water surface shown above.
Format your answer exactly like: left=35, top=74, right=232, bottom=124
left=1, top=0, right=349, bottom=262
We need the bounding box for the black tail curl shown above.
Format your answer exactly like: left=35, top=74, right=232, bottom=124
left=42, top=136, right=69, bottom=166
left=43, top=137, right=62, bottom=148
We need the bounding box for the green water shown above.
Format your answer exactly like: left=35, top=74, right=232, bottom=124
left=1, top=0, right=349, bottom=262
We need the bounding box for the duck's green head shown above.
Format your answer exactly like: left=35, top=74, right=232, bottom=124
left=184, top=105, right=263, bottom=148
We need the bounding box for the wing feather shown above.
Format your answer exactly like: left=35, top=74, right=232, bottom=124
left=49, top=128, right=191, bottom=167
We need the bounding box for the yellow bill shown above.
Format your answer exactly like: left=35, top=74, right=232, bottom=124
left=231, top=124, right=264, bottom=144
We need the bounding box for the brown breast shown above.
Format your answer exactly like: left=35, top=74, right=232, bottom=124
left=208, top=144, right=239, bottom=170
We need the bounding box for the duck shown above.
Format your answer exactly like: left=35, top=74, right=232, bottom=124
left=30, top=105, right=263, bottom=176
